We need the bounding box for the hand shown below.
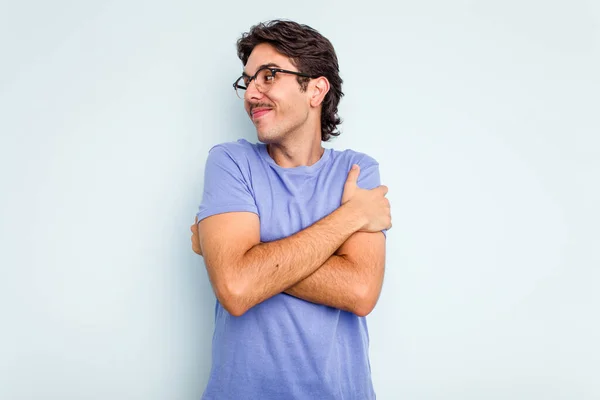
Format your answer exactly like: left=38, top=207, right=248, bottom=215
left=190, top=216, right=203, bottom=256
left=342, top=164, right=392, bottom=232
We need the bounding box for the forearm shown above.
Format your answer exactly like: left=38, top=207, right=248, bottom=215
left=224, top=204, right=364, bottom=315
left=284, top=254, right=363, bottom=313
left=284, top=232, right=386, bottom=316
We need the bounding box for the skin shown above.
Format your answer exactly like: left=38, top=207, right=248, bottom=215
left=244, top=43, right=326, bottom=167
left=190, top=43, right=391, bottom=317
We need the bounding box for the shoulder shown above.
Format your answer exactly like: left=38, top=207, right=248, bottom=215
left=205, top=138, right=262, bottom=169
left=207, top=138, right=260, bottom=160
left=329, top=148, right=381, bottom=188
left=331, top=147, right=380, bottom=169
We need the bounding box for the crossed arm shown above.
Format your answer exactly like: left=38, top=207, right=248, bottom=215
left=284, top=230, right=385, bottom=316
left=194, top=204, right=385, bottom=317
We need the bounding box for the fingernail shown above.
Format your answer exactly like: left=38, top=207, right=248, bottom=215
left=352, top=164, right=358, bottom=170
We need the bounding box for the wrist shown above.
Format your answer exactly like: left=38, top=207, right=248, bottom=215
left=339, top=201, right=366, bottom=232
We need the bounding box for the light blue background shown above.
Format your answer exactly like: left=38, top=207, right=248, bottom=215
left=1, top=1, right=599, bottom=399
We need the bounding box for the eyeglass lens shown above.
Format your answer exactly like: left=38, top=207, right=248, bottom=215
left=236, top=69, right=275, bottom=99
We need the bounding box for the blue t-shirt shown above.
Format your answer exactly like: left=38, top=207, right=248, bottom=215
left=197, top=138, right=383, bottom=400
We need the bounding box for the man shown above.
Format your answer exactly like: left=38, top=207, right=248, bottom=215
left=190, top=20, right=391, bottom=399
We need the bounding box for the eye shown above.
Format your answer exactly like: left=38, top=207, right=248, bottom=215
left=257, top=69, right=275, bottom=85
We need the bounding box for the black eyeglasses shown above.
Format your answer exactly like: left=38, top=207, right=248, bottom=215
left=232, top=66, right=315, bottom=99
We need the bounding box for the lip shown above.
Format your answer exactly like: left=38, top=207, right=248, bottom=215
left=251, top=108, right=272, bottom=120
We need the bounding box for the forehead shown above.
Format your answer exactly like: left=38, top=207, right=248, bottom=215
left=244, top=43, right=295, bottom=75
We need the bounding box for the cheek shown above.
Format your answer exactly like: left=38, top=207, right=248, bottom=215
left=264, top=88, right=308, bottom=121
left=279, top=92, right=305, bottom=113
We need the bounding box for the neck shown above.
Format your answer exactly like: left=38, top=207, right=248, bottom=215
left=266, top=133, right=324, bottom=168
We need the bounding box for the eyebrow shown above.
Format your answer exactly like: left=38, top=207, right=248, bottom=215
left=242, top=63, right=281, bottom=77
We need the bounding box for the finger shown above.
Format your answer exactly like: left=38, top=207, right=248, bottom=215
left=378, top=185, right=389, bottom=195
left=195, top=216, right=198, bottom=223
left=345, top=164, right=361, bottom=185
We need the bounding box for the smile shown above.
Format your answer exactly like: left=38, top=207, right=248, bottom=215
left=251, top=108, right=272, bottom=120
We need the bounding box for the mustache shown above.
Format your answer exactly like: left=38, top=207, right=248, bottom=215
left=249, top=103, right=274, bottom=112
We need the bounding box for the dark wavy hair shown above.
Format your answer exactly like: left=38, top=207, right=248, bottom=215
left=237, top=20, right=344, bottom=142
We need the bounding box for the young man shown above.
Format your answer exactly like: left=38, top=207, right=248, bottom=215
left=190, top=20, right=391, bottom=399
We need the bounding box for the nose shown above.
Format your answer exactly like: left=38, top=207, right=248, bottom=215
left=244, top=79, right=263, bottom=102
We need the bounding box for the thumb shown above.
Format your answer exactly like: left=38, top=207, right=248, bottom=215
left=345, top=164, right=361, bottom=186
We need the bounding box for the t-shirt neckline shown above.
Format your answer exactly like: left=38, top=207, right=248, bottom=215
left=258, top=143, right=332, bottom=175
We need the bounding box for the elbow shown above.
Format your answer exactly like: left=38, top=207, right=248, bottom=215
left=353, top=302, right=375, bottom=318
left=352, top=284, right=379, bottom=317
left=352, top=258, right=385, bottom=317
left=207, top=259, right=251, bottom=317
left=222, top=302, right=248, bottom=317
left=215, top=281, right=250, bottom=317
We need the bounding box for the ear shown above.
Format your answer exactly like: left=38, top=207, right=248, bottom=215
left=309, top=76, right=330, bottom=108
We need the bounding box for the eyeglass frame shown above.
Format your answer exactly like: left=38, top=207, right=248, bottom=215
left=232, top=65, right=317, bottom=97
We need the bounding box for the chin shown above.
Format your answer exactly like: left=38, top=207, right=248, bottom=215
left=256, top=128, right=283, bottom=144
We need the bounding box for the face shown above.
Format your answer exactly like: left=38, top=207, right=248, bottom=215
left=242, top=43, right=312, bottom=143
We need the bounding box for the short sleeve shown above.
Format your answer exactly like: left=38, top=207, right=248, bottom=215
left=196, top=145, right=258, bottom=222
left=356, top=160, right=380, bottom=191
left=356, top=158, right=388, bottom=237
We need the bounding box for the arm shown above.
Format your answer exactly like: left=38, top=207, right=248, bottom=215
left=191, top=222, right=385, bottom=316
left=199, top=204, right=365, bottom=317
left=283, top=160, right=387, bottom=316
left=284, top=231, right=385, bottom=317
left=194, top=146, right=390, bottom=317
